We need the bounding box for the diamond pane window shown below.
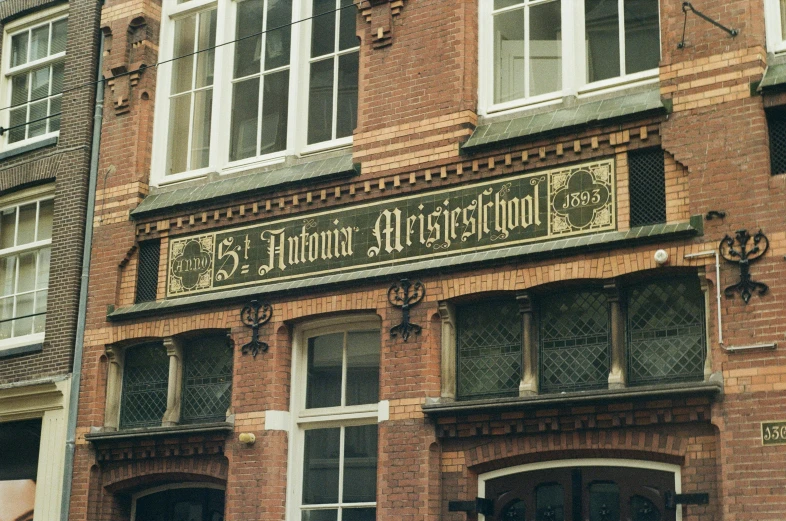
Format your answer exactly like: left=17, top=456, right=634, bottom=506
left=457, top=300, right=522, bottom=400
left=120, top=342, right=169, bottom=428
left=540, top=290, right=609, bottom=393
left=626, top=278, right=705, bottom=385
left=181, top=334, right=233, bottom=424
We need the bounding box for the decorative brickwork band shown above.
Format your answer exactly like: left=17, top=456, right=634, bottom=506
left=719, top=229, right=769, bottom=304
left=388, top=279, right=424, bottom=341
left=240, top=300, right=273, bottom=358
left=359, top=0, right=406, bottom=48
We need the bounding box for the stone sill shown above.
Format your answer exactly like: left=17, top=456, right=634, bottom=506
left=85, top=422, right=233, bottom=442
left=107, top=216, right=703, bottom=321
left=422, top=379, right=723, bottom=416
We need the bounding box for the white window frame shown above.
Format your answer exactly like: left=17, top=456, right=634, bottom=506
left=151, top=0, right=358, bottom=186
left=766, top=0, right=786, bottom=53
left=478, top=0, right=661, bottom=117
left=130, top=483, right=226, bottom=520
left=0, top=5, right=68, bottom=152
left=287, top=315, right=385, bottom=521
left=0, top=185, right=53, bottom=352
left=478, top=458, right=683, bottom=521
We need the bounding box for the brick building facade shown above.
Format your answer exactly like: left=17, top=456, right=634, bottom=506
left=70, top=0, right=786, bottom=520
left=0, top=0, right=101, bottom=519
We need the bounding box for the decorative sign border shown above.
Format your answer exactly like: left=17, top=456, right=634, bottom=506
left=762, top=421, right=786, bottom=446
left=167, top=158, right=616, bottom=298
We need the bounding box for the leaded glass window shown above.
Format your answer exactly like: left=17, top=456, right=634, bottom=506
left=457, top=300, right=522, bottom=400
left=540, top=290, right=610, bottom=393
left=626, top=278, right=705, bottom=385
left=181, top=334, right=233, bottom=424
left=120, top=342, right=168, bottom=428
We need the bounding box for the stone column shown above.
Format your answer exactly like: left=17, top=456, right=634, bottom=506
left=517, top=292, right=537, bottom=396
left=438, top=302, right=456, bottom=401
left=104, top=345, right=124, bottom=431
left=605, top=281, right=626, bottom=389
left=162, top=336, right=184, bottom=426
left=699, top=267, right=713, bottom=380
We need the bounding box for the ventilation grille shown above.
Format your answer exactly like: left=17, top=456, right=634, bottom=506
left=769, top=110, right=786, bottom=175
left=136, top=240, right=160, bottom=303
left=628, top=148, right=666, bottom=228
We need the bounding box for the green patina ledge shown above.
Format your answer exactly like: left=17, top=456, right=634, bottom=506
left=107, top=215, right=703, bottom=321
left=759, top=62, right=786, bottom=90
left=462, top=86, right=668, bottom=152
left=131, top=153, right=358, bottom=219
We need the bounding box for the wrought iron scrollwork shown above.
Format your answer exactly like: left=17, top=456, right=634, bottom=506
left=240, top=300, right=273, bottom=358
left=719, top=229, right=769, bottom=304
left=388, top=279, right=425, bottom=341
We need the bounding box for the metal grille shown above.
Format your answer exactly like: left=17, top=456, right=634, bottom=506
left=136, top=240, right=160, bottom=303
left=627, top=278, right=706, bottom=385
left=181, top=335, right=233, bottom=424
left=120, top=342, right=168, bottom=429
left=769, top=110, right=786, bottom=175
left=540, top=291, right=610, bottom=393
left=629, top=148, right=666, bottom=228
left=457, top=300, right=522, bottom=400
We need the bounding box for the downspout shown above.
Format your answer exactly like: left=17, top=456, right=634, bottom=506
left=60, top=29, right=104, bottom=521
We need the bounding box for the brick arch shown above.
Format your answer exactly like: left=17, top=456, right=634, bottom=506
left=464, top=431, right=686, bottom=475
left=103, top=456, right=229, bottom=493
left=109, top=312, right=231, bottom=343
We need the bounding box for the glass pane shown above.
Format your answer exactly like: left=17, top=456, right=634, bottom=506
left=308, top=58, right=335, bottom=144
left=529, top=0, right=561, bottom=97
left=0, top=297, right=13, bottom=339
left=33, top=289, right=47, bottom=333
left=495, top=0, right=522, bottom=9
left=0, top=256, right=16, bottom=295
left=30, top=25, right=49, bottom=61
left=49, top=96, right=62, bottom=133
left=17, top=252, right=36, bottom=293
left=15, top=292, right=35, bottom=336
left=181, top=335, right=233, bottom=423
left=37, top=200, right=53, bottom=241
left=339, top=0, right=358, bottom=50
left=342, top=508, right=376, bottom=521
left=230, top=78, right=260, bottom=161
left=28, top=100, right=48, bottom=137
left=342, top=424, right=377, bottom=503
left=306, top=333, right=343, bottom=408
left=172, top=15, right=196, bottom=94
left=589, top=482, right=620, bottom=521
left=166, top=93, right=191, bottom=175
left=586, top=0, right=621, bottom=82
left=260, top=70, right=289, bottom=154
left=0, top=208, right=17, bottom=249
left=266, top=0, right=292, bottom=70
left=303, top=427, right=340, bottom=504
left=52, top=62, right=65, bottom=95
left=11, top=32, right=29, bottom=67
left=31, top=66, right=51, bottom=100
left=494, top=8, right=525, bottom=103
left=536, top=483, right=564, bottom=521
left=12, top=74, right=29, bottom=106
left=36, top=248, right=50, bottom=289
left=311, top=0, right=336, bottom=58
left=624, top=0, right=660, bottom=74
left=302, top=510, right=338, bottom=521
left=501, top=500, right=526, bottom=521
left=16, top=204, right=36, bottom=246
left=336, top=52, right=358, bottom=139
left=631, top=495, right=661, bottom=521
left=195, top=9, right=217, bottom=88
left=190, top=88, right=213, bottom=169
left=782, top=0, right=786, bottom=40
left=8, top=108, right=27, bottom=143
left=51, top=19, right=68, bottom=54
left=235, top=0, right=263, bottom=78
left=346, top=330, right=379, bottom=406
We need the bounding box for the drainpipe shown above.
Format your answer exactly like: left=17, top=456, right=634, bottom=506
left=60, top=30, right=104, bottom=521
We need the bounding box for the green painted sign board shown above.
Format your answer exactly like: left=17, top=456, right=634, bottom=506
left=166, top=158, right=616, bottom=298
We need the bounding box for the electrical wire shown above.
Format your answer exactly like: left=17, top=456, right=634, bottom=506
left=0, top=0, right=366, bottom=134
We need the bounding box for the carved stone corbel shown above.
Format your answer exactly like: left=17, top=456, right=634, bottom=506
left=162, top=336, right=184, bottom=427
left=438, top=302, right=456, bottom=401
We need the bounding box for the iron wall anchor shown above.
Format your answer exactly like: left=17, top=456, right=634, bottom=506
left=240, top=300, right=273, bottom=357
left=388, top=279, right=425, bottom=341
left=719, top=229, right=769, bottom=304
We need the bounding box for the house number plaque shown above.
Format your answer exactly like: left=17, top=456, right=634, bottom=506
left=762, top=421, right=786, bottom=445
left=167, top=159, right=616, bottom=298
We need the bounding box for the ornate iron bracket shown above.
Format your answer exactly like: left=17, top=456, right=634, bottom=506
left=388, top=279, right=425, bottom=341
left=677, top=2, right=738, bottom=49
left=240, top=300, right=273, bottom=358
left=719, top=229, right=769, bottom=304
